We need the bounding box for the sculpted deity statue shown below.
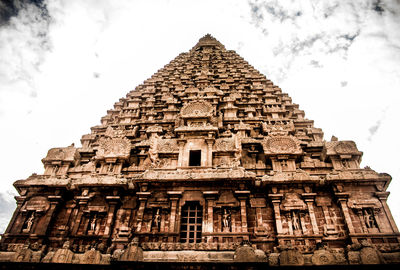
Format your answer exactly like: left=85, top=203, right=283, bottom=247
left=292, top=211, right=300, bottom=231
left=90, top=216, right=97, bottom=231
left=153, top=209, right=161, bottom=230
left=222, top=209, right=231, bottom=231
left=23, top=212, right=35, bottom=232
left=363, top=209, right=376, bottom=229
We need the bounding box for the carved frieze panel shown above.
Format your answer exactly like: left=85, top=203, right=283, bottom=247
left=21, top=196, right=50, bottom=213
left=281, top=193, right=306, bottom=211
left=347, top=194, right=381, bottom=209
left=42, top=146, right=79, bottom=163
left=262, top=136, right=302, bottom=155
left=157, top=139, right=179, bottom=153
left=180, top=100, right=213, bottom=118
left=214, top=138, right=235, bottom=152
left=96, top=137, right=131, bottom=160
left=325, top=141, right=362, bottom=156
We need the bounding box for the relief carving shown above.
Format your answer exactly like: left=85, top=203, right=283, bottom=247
left=263, top=136, right=302, bottom=155
left=181, top=100, right=213, bottom=117
left=96, top=137, right=130, bottom=160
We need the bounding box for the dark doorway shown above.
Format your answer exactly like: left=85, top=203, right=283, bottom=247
left=189, top=150, right=201, bottom=166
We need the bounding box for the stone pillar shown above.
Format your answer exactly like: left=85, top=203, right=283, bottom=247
left=72, top=194, right=90, bottom=235
left=135, top=192, right=151, bottom=232
left=205, top=139, right=214, bottom=167
left=235, top=191, right=250, bottom=233
left=287, top=213, right=294, bottom=235
left=357, top=209, right=368, bottom=233
left=269, top=194, right=283, bottom=234
left=167, top=191, right=182, bottom=233
left=202, top=191, right=219, bottom=234
left=373, top=209, right=384, bottom=233
left=335, top=192, right=355, bottom=234
left=256, top=207, right=264, bottom=232
left=375, top=192, right=399, bottom=233
left=302, top=193, right=319, bottom=234
left=35, top=195, right=61, bottom=235
left=177, top=140, right=186, bottom=167
left=104, top=195, right=120, bottom=236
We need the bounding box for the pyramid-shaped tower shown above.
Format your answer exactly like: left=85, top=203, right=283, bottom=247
left=1, top=34, right=399, bottom=266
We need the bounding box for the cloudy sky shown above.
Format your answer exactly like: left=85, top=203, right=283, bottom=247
left=0, top=0, right=399, bottom=233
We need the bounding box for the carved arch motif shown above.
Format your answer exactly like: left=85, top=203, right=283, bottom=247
left=181, top=101, right=213, bottom=117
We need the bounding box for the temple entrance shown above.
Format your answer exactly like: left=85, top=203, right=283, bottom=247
left=180, top=201, right=203, bottom=243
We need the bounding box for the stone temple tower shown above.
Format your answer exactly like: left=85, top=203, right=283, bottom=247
left=1, top=34, right=399, bottom=266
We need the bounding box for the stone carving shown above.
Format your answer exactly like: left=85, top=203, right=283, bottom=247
left=222, top=208, right=231, bottom=231
left=43, top=145, right=78, bottom=162
left=80, top=247, right=102, bottom=264
left=335, top=141, right=358, bottom=154
left=181, top=100, right=213, bottom=118
left=157, top=139, right=178, bottom=153
left=263, top=136, right=301, bottom=154
left=120, top=238, right=143, bottom=261
left=153, top=209, right=161, bottom=230
left=279, top=246, right=304, bottom=266
left=214, top=138, right=235, bottom=152
left=22, top=196, right=50, bottom=212
left=22, top=212, right=35, bottom=233
left=312, top=248, right=335, bottom=265
left=234, top=243, right=257, bottom=262
left=281, top=193, right=306, bottom=211
left=96, top=137, right=130, bottom=159
left=363, top=208, right=377, bottom=229
left=51, top=241, right=74, bottom=263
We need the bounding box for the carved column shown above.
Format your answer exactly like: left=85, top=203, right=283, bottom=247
left=205, top=138, right=214, bottom=167
left=302, top=193, right=319, bottom=234
left=287, top=213, right=294, bottom=235
left=373, top=209, right=385, bottom=233
left=375, top=192, right=399, bottom=233
left=202, top=191, right=219, bottom=233
left=104, top=195, right=120, bottom=236
left=269, top=194, right=283, bottom=234
left=250, top=197, right=267, bottom=232
left=357, top=209, right=368, bottom=233
left=235, top=191, right=250, bottom=233
left=177, top=140, right=186, bottom=167
left=167, top=191, right=182, bottom=234
left=135, top=192, right=151, bottom=232
left=71, top=194, right=90, bottom=235
left=36, top=195, right=61, bottom=235
left=335, top=192, right=355, bottom=234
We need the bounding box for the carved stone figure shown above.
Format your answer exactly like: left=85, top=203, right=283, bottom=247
left=153, top=209, right=161, bottom=230
left=292, top=211, right=300, bottom=231
left=222, top=209, right=231, bottom=231
left=23, top=212, right=35, bottom=233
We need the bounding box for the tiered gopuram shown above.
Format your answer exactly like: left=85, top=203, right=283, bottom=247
left=1, top=34, right=399, bottom=266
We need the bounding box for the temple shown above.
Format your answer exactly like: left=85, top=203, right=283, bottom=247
left=1, top=34, right=399, bottom=266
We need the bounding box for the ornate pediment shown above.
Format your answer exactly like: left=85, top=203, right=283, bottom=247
left=281, top=193, right=306, bottom=211
left=325, top=141, right=362, bottom=156
left=180, top=100, right=213, bottom=118
left=348, top=194, right=381, bottom=209
left=214, top=138, right=235, bottom=152
left=262, top=136, right=302, bottom=155
left=42, top=146, right=79, bottom=163
left=157, top=139, right=179, bottom=153
left=96, top=137, right=131, bottom=160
